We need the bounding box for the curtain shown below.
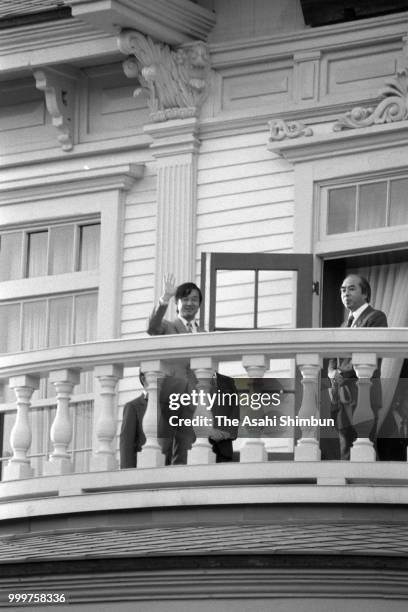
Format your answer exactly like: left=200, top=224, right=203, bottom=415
left=27, top=231, right=48, bottom=277
left=49, top=225, right=74, bottom=275
left=0, top=232, right=22, bottom=281
left=79, top=224, right=100, bottom=271
left=48, top=296, right=72, bottom=348
left=22, top=300, right=47, bottom=351
left=358, top=183, right=386, bottom=230
left=389, top=178, right=408, bottom=226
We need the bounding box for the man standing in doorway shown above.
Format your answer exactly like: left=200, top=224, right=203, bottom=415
left=147, top=274, right=237, bottom=465
left=328, top=274, right=387, bottom=459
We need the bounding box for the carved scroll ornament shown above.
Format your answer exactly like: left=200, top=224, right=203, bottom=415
left=268, top=118, right=313, bottom=141
left=118, top=30, right=211, bottom=122
left=334, top=68, right=408, bottom=131
left=33, top=68, right=75, bottom=151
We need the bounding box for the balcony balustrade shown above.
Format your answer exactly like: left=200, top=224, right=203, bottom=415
left=0, top=328, right=408, bottom=519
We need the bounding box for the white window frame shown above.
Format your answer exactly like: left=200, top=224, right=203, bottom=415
left=272, top=126, right=408, bottom=326
left=318, top=169, right=408, bottom=254
left=0, top=163, right=143, bottom=341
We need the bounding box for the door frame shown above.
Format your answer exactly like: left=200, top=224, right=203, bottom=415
left=200, top=251, right=314, bottom=331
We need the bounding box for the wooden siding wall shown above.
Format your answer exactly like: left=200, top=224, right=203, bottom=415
left=118, top=166, right=157, bottom=407
left=196, top=131, right=295, bottom=377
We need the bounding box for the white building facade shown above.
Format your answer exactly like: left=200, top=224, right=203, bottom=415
left=1, top=0, right=408, bottom=609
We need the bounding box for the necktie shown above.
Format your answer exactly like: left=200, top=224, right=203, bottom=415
left=346, top=315, right=354, bottom=327
left=186, top=321, right=193, bottom=333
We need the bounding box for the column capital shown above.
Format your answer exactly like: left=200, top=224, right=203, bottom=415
left=119, top=30, right=211, bottom=124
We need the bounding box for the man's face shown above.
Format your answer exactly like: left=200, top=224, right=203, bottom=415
left=340, top=275, right=367, bottom=312
left=177, top=289, right=201, bottom=321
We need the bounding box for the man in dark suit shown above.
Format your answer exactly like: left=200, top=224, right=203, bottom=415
left=328, top=274, right=387, bottom=459
left=119, top=372, right=147, bottom=469
left=147, top=273, right=238, bottom=464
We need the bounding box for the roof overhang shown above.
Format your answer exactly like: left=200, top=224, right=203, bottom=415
left=67, top=0, right=216, bottom=45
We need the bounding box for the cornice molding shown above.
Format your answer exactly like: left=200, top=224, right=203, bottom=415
left=209, top=12, right=408, bottom=68
left=267, top=120, right=408, bottom=163
left=69, top=0, right=216, bottom=45
left=144, top=117, right=200, bottom=157
left=0, top=134, right=151, bottom=170
left=0, top=163, right=145, bottom=204
left=0, top=18, right=117, bottom=77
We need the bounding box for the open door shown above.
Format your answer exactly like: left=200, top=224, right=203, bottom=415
left=200, top=252, right=314, bottom=331
left=200, top=251, right=314, bottom=460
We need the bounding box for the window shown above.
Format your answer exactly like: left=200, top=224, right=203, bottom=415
left=0, top=219, right=100, bottom=473
left=0, top=219, right=100, bottom=355
left=326, top=176, right=408, bottom=235
left=0, top=293, right=97, bottom=353
left=0, top=221, right=100, bottom=281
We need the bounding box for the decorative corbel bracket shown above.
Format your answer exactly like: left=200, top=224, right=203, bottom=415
left=334, top=68, right=408, bottom=131
left=33, top=67, right=78, bottom=151
left=118, top=29, right=211, bottom=122
left=268, top=118, right=313, bottom=141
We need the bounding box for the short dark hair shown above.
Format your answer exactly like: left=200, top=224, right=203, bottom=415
left=139, top=371, right=146, bottom=387
left=355, top=274, right=371, bottom=303
left=175, top=282, right=202, bottom=304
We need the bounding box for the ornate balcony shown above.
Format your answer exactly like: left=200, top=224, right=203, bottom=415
left=0, top=328, right=408, bottom=522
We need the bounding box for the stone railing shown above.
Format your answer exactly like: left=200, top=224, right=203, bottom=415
left=1, top=328, right=408, bottom=482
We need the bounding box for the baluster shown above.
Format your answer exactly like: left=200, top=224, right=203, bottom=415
left=138, top=360, right=166, bottom=468
left=294, top=354, right=322, bottom=461
left=3, top=375, right=39, bottom=481
left=44, top=369, right=80, bottom=475
left=189, top=357, right=217, bottom=465
left=240, top=355, right=268, bottom=462
left=350, top=353, right=377, bottom=462
left=90, top=364, right=123, bottom=472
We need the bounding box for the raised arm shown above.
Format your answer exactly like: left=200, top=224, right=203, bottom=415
left=147, top=273, right=176, bottom=336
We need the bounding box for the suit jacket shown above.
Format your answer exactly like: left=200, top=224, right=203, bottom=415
left=147, top=301, right=238, bottom=438
left=148, top=302, right=203, bottom=384
left=148, top=302, right=204, bottom=336
left=119, top=394, right=147, bottom=468
left=328, top=305, right=388, bottom=429
left=329, top=305, right=388, bottom=379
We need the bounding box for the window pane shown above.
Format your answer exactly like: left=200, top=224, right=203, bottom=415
left=390, top=178, right=408, bottom=226
left=49, top=225, right=74, bottom=274
left=0, top=232, right=22, bottom=281
left=0, top=303, right=20, bottom=353
left=358, top=182, right=387, bottom=230
left=74, top=293, right=97, bottom=342
left=79, top=224, right=100, bottom=271
left=257, top=270, right=296, bottom=328
left=27, top=231, right=48, bottom=277
left=327, top=187, right=356, bottom=234
left=215, top=270, right=255, bottom=329
left=49, top=296, right=73, bottom=347
left=22, top=300, right=47, bottom=350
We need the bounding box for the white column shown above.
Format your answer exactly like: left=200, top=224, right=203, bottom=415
left=350, top=353, right=377, bottom=462
left=144, top=119, right=200, bottom=305
left=3, top=375, right=39, bottom=481
left=90, top=364, right=123, bottom=472
left=294, top=354, right=322, bottom=462
left=240, top=354, right=268, bottom=462
left=189, top=356, right=217, bottom=465
left=138, top=360, right=166, bottom=468
left=44, top=369, right=80, bottom=475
